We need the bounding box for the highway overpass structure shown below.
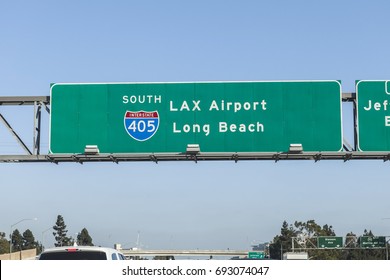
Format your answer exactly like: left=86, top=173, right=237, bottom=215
left=120, top=249, right=250, bottom=259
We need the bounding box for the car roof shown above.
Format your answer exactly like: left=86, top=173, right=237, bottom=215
left=42, top=246, right=119, bottom=253
left=39, top=246, right=125, bottom=260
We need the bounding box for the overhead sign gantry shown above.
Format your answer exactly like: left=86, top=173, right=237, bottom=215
left=3, top=80, right=390, bottom=163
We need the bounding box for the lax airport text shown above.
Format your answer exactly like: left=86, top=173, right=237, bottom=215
left=169, top=99, right=267, bottom=113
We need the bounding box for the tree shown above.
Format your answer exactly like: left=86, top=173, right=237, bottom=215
left=53, top=215, right=72, bottom=247
left=269, top=221, right=297, bottom=259
left=0, top=232, right=10, bottom=254
left=11, top=229, right=23, bottom=251
left=77, top=228, right=94, bottom=246
left=22, top=229, right=36, bottom=250
left=343, top=232, right=360, bottom=260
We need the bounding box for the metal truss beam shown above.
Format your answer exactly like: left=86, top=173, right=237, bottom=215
left=341, top=92, right=356, bottom=102
left=33, top=101, right=42, bottom=155
left=1, top=152, right=390, bottom=163
left=0, top=113, right=33, bottom=155
left=0, top=96, right=49, bottom=156
left=0, top=96, right=50, bottom=106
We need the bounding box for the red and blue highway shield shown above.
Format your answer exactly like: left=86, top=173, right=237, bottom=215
left=124, top=111, right=159, bottom=141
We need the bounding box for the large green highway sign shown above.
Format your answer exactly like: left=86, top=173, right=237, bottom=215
left=360, top=236, right=386, bottom=248
left=357, top=80, right=390, bottom=151
left=49, top=81, right=343, bottom=154
left=318, top=237, right=343, bottom=248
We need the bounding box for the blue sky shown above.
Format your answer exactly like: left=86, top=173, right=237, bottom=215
left=1, top=0, right=390, bottom=250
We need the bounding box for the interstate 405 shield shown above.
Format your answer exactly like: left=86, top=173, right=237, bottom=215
left=124, top=111, right=159, bottom=142
left=49, top=81, right=343, bottom=154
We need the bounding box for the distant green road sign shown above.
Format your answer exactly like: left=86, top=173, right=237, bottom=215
left=318, top=237, right=343, bottom=248
left=49, top=81, right=343, bottom=154
left=248, top=251, right=265, bottom=259
left=357, top=80, right=390, bottom=151
left=360, top=236, right=386, bottom=248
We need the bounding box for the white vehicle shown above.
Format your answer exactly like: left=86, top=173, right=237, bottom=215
left=38, top=246, right=126, bottom=260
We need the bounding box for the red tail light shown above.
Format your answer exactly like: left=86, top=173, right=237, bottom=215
left=66, top=248, right=78, bottom=253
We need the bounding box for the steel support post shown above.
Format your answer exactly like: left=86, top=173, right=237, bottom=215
left=33, top=101, right=42, bottom=155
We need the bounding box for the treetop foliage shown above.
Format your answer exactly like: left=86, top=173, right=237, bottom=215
left=53, top=215, right=72, bottom=247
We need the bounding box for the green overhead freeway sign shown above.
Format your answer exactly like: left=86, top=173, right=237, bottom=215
left=360, top=236, right=386, bottom=248
left=357, top=80, right=390, bottom=151
left=318, top=236, right=343, bottom=248
left=49, top=81, right=343, bottom=154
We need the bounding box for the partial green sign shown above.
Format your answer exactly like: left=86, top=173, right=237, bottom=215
left=248, top=251, right=265, bottom=259
left=318, top=237, right=343, bottom=248
left=357, top=80, right=390, bottom=151
left=49, top=81, right=343, bottom=154
left=360, top=236, right=386, bottom=248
